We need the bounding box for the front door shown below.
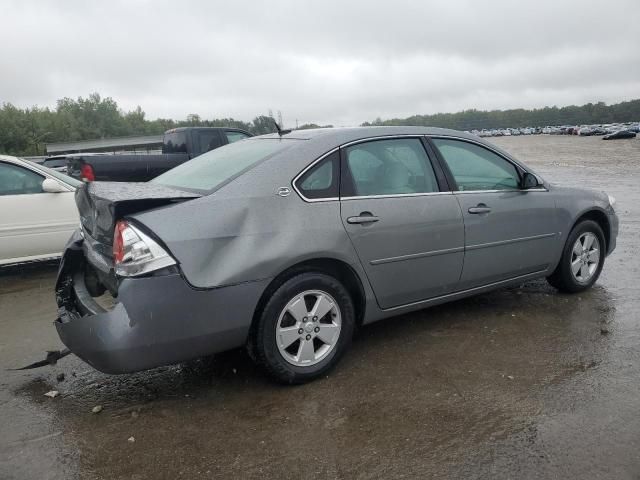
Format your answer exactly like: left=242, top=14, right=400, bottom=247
left=431, top=137, right=558, bottom=290
left=339, top=137, right=465, bottom=309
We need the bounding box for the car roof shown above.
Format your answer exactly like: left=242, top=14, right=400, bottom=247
left=245, top=126, right=531, bottom=176
left=256, top=125, right=481, bottom=143
left=0, top=154, right=23, bottom=164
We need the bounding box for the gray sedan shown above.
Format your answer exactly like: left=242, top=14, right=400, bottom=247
left=55, top=127, right=618, bottom=383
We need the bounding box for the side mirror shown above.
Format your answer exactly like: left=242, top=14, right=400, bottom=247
left=521, top=172, right=540, bottom=189
left=42, top=178, right=68, bottom=193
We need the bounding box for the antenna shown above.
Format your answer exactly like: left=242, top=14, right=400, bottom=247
left=272, top=119, right=291, bottom=136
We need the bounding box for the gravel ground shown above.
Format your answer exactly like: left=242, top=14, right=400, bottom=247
left=1, top=134, right=639, bottom=479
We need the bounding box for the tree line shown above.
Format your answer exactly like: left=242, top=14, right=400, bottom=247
left=1, top=93, right=638, bottom=156
left=0, top=93, right=281, bottom=156
left=362, top=99, right=640, bottom=131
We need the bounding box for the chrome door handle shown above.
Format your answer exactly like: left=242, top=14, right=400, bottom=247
left=468, top=204, right=491, bottom=214
left=347, top=212, right=379, bottom=224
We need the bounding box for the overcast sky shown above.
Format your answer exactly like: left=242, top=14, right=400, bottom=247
left=2, top=0, right=639, bottom=126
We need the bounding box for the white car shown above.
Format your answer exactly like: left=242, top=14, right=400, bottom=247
left=0, top=155, right=81, bottom=266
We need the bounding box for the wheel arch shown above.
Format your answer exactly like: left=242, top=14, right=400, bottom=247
left=249, top=258, right=367, bottom=340
left=573, top=208, right=610, bottom=251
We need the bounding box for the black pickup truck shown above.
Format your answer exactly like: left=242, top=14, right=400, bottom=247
left=67, top=127, right=252, bottom=182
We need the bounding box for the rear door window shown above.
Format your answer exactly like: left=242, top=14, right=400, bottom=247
left=343, top=138, right=439, bottom=196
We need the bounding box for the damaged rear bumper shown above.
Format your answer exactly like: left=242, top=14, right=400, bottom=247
left=54, top=231, right=269, bottom=374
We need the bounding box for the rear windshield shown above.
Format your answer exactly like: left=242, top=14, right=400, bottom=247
left=152, top=139, right=293, bottom=192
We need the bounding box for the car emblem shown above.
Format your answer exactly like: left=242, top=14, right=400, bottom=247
left=277, top=187, right=291, bottom=197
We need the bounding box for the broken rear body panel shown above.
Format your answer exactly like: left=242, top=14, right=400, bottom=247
left=55, top=230, right=269, bottom=373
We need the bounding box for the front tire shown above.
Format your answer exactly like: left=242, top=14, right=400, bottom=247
left=547, top=220, right=605, bottom=293
left=253, top=272, right=355, bottom=384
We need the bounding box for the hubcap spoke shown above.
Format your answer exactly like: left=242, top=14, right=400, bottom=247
left=579, top=263, right=590, bottom=279
left=296, top=339, right=316, bottom=363
left=573, top=242, right=583, bottom=256
left=316, top=323, right=340, bottom=345
left=587, top=248, right=599, bottom=262
left=571, top=258, right=582, bottom=275
left=584, top=234, right=595, bottom=250
left=311, top=294, right=334, bottom=321
left=287, top=297, right=309, bottom=323
left=278, top=326, right=301, bottom=349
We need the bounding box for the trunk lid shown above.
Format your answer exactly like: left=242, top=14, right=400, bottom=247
left=76, top=182, right=201, bottom=246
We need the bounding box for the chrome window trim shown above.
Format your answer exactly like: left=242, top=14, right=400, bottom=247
left=340, top=134, right=427, bottom=149
left=291, top=147, right=340, bottom=203
left=291, top=133, right=547, bottom=203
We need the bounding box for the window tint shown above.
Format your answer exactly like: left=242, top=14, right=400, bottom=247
left=164, top=131, right=188, bottom=153
left=344, top=138, right=438, bottom=196
left=225, top=131, right=251, bottom=144
left=432, top=138, right=520, bottom=191
left=295, top=150, right=339, bottom=199
left=197, top=130, right=222, bottom=153
left=0, top=162, right=44, bottom=195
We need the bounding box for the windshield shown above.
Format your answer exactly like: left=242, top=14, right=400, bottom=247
left=152, top=139, right=294, bottom=192
left=26, top=160, right=83, bottom=188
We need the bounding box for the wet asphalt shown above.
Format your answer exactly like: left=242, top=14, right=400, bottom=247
left=1, top=135, right=639, bottom=479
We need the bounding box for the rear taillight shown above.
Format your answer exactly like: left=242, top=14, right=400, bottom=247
left=80, top=164, right=95, bottom=182
left=112, top=220, right=176, bottom=277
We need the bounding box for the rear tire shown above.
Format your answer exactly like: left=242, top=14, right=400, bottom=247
left=547, top=220, right=605, bottom=293
left=253, top=272, right=355, bottom=384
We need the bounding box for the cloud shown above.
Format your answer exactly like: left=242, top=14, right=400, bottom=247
left=1, top=0, right=639, bottom=126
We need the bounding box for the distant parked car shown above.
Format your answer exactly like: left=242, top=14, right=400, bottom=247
left=0, top=155, right=81, bottom=266
left=603, top=130, right=636, bottom=140
left=54, top=126, right=618, bottom=383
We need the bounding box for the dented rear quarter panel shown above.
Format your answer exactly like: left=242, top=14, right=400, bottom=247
left=132, top=139, right=366, bottom=291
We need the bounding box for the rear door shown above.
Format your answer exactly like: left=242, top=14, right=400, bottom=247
left=0, top=161, right=77, bottom=264
left=430, top=137, right=557, bottom=290
left=338, top=137, right=464, bottom=309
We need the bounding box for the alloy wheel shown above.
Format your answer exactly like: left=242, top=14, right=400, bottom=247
left=275, top=290, right=342, bottom=367
left=570, top=232, right=600, bottom=284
